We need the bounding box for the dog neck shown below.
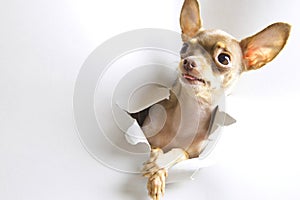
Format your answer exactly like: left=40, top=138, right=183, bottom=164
left=170, top=78, right=213, bottom=132
left=172, top=78, right=214, bottom=109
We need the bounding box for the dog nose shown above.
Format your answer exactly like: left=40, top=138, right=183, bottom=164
left=183, top=58, right=196, bottom=71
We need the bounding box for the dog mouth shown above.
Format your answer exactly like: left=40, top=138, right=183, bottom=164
left=182, top=73, right=207, bottom=85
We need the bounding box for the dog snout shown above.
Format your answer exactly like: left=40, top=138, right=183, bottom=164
left=183, top=58, right=197, bottom=71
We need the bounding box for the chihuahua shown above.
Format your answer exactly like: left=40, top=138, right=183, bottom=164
left=136, top=0, right=290, bottom=199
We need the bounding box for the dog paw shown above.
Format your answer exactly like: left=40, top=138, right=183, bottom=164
left=141, top=148, right=188, bottom=200
left=147, top=168, right=167, bottom=200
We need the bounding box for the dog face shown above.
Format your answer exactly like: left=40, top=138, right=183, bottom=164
left=178, top=29, right=243, bottom=97
left=179, top=0, right=290, bottom=97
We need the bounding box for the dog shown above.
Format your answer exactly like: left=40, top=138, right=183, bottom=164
left=134, top=0, right=290, bottom=199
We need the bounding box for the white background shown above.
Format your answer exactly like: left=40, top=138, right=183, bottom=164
left=1, top=0, right=300, bottom=199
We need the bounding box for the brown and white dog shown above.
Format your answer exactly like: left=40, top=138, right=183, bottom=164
left=136, top=0, right=290, bottom=199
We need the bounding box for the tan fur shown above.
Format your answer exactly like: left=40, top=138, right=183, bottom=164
left=141, top=0, right=290, bottom=199
left=141, top=1, right=291, bottom=159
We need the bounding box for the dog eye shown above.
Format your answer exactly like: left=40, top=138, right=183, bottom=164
left=180, top=43, right=189, bottom=55
left=217, top=53, right=231, bottom=66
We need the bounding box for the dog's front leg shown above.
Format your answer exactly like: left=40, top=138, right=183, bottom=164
left=142, top=148, right=189, bottom=200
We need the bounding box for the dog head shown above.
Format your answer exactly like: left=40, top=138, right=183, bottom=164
left=178, top=0, right=290, bottom=100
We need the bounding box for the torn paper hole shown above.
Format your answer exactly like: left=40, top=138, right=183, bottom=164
left=112, top=63, right=236, bottom=183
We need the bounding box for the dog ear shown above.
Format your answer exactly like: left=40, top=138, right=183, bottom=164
left=240, top=22, right=291, bottom=71
left=180, top=0, right=202, bottom=39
